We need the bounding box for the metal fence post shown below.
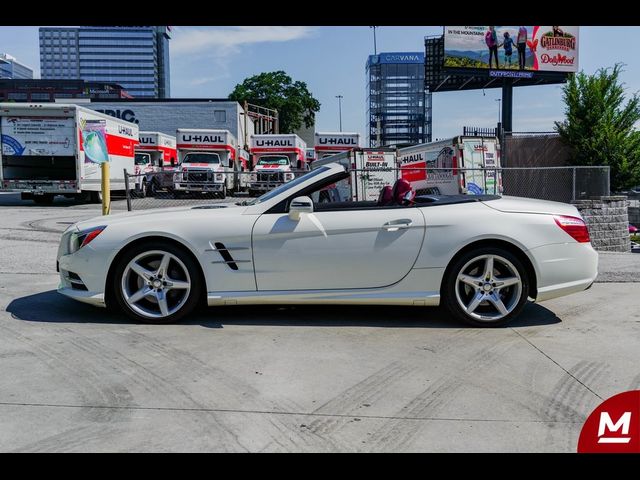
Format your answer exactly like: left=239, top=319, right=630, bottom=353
left=572, top=167, right=576, bottom=201
left=124, top=168, right=132, bottom=212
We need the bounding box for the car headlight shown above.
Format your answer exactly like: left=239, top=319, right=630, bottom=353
left=284, top=172, right=295, bottom=181
left=69, top=225, right=106, bottom=254
left=215, top=173, right=224, bottom=182
left=250, top=173, right=257, bottom=182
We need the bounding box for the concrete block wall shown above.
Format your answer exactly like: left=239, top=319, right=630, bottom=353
left=572, top=196, right=631, bottom=252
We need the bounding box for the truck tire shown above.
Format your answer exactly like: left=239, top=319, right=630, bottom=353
left=90, top=191, right=103, bottom=204
left=33, top=194, right=54, bottom=205
left=220, top=183, right=227, bottom=199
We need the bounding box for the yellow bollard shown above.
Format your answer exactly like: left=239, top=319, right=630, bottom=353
left=101, top=161, right=110, bottom=215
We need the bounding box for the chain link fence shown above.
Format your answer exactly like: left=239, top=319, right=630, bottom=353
left=123, top=166, right=610, bottom=211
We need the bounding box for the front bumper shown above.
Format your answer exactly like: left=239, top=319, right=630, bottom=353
left=174, top=182, right=223, bottom=192
left=57, top=244, right=109, bottom=307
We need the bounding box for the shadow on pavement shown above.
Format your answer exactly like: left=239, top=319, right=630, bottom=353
left=0, top=192, right=127, bottom=208
left=6, top=290, right=561, bottom=329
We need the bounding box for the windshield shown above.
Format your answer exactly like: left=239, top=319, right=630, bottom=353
left=241, top=166, right=331, bottom=206
left=135, top=153, right=151, bottom=165
left=183, top=153, right=220, bottom=164
left=257, top=155, right=289, bottom=166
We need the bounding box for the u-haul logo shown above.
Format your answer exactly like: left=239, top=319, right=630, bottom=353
left=181, top=134, right=224, bottom=143
left=318, top=137, right=358, bottom=146
left=255, top=139, right=293, bottom=147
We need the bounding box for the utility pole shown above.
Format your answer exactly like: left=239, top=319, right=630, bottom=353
left=495, top=98, right=501, bottom=124
left=336, top=95, right=343, bottom=132
left=370, top=26, right=378, bottom=54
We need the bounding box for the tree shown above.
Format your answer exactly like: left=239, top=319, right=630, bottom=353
left=555, top=64, right=640, bottom=191
left=229, top=71, right=321, bottom=134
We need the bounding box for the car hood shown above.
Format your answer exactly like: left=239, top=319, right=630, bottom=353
left=482, top=195, right=581, bottom=216
left=74, top=202, right=245, bottom=231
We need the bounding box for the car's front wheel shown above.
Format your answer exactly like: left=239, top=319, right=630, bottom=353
left=111, top=241, right=202, bottom=324
left=442, top=247, right=529, bottom=327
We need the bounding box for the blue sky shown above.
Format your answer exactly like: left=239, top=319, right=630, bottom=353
left=1, top=26, right=639, bottom=139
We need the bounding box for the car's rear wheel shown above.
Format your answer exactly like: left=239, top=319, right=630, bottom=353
left=443, top=247, right=529, bottom=327
left=111, top=241, right=202, bottom=324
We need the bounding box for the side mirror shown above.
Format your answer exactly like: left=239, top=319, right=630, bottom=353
left=289, top=196, right=313, bottom=221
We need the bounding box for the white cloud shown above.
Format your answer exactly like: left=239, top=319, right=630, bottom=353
left=171, top=26, right=316, bottom=55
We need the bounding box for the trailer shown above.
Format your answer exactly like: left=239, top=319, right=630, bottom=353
left=174, top=128, right=241, bottom=199
left=134, top=131, right=177, bottom=196
left=314, top=132, right=361, bottom=161
left=398, top=136, right=502, bottom=196
left=248, top=134, right=307, bottom=195
left=0, top=103, right=138, bottom=204
left=311, top=147, right=398, bottom=202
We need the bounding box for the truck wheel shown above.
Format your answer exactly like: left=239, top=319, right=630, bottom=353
left=139, top=181, right=148, bottom=198
left=442, top=247, right=529, bottom=327
left=220, top=183, right=227, bottom=199
left=33, top=195, right=54, bottom=205
left=149, top=179, right=158, bottom=197
left=172, top=191, right=183, bottom=199
left=90, top=191, right=103, bottom=204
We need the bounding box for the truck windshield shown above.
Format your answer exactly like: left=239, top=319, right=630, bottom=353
left=135, top=153, right=151, bottom=165
left=257, top=156, right=289, bottom=166
left=183, top=153, right=220, bottom=164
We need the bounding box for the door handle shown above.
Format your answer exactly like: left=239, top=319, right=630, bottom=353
left=382, top=220, right=413, bottom=231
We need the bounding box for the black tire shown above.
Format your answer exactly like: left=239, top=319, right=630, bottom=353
left=220, top=183, right=227, bottom=199
left=109, top=240, right=203, bottom=324
left=139, top=181, right=148, bottom=198
left=442, top=247, right=529, bottom=327
left=172, top=191, right=183, bottom=199
left=33, top=194, right=54, bottom=205
left=149, top=179, right=158, bottom=197
left=90, top=191, right=103, bottom=204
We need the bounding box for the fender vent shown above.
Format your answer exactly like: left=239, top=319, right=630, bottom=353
left=206, top=242, right=251, bottom=271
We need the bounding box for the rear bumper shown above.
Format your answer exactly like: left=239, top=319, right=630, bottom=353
left=530, top=242, right=599, bottom=302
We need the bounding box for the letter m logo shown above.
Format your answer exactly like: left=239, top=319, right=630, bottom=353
left=598, top=412, right=632, bottom=443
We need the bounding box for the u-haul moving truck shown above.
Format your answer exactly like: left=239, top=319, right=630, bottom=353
left=174, top=128, right=241, bottom=199
left=0, top=103, right=138, bottom=204
left=248, top=134, right=307, bottom=195
left=314, top=132, right=361, bottom=161
left=311, top=147, right=398, bottom=202
left=134, top=131, right=177, bottom=195
left=398, top=136, right=502, bottom=196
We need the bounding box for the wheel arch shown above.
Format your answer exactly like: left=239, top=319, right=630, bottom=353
left=105, top=235, right=208, bottom=309
left=440, top=239, right=538, bottom=300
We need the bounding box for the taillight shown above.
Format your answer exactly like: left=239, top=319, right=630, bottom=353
left=554, top=215, right=590, bottom=243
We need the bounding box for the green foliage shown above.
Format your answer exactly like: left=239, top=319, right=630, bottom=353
left=555, top=64, right=640, bottom=191
left=444, top=56, right=488, bottom=69
left=229, top=71, right=321, bottom=134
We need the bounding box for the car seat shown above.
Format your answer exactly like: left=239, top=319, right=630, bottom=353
left=391, top=178, right=416, bottom=205
left=377, top=185, right=394, bottom=206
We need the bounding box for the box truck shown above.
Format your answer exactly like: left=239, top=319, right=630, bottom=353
left=314, top=132, right=361, bottom=160
left=311, top=147, right=398, bottom=202
left=174, top=128, right=241, bottom=199
left=134, top=131, right=177, bottom=196
left=398, top=136, right=502, bottom=196
left=248, top=134, right=307, bottom=195
left=0, top=103, right=138, bottom=204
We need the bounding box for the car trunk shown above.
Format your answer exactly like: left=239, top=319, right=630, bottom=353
left=481, top=195, right=580, bottom=216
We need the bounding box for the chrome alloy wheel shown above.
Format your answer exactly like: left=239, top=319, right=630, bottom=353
left=121, top=250, right=191, bottom=319
left=454, top=254, right=522, bottom=322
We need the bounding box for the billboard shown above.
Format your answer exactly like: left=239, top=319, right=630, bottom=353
left=444, top=26, right=579, bottom=73
left=1, top=117, right=75, bottom=156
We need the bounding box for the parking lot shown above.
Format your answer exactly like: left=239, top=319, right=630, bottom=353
left=0, top=191, right=639, bottom=452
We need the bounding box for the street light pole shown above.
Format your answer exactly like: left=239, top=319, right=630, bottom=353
left=495, top=98, right=501, bottom=124
left=336, top=95, right=343, bottom=132
left=369, top=26, right=377, bottom=54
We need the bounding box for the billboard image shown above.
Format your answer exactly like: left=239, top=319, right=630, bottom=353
left=1, top=117, right=75, bottom=156
left=444, top=26, right=579, bottom=73
left=81, top=119, right=109, bottom=164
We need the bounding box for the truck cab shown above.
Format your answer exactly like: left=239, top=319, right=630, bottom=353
left=134, top=131, right=177, bottom=197
left=248, top=134, right=307, bottom=196
left=174, top=128, right=238, bottom=199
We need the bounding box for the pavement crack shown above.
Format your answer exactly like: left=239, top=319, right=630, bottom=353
left=510, top=328, right=603, bottom=401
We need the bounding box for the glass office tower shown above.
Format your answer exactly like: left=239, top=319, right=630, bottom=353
left=39, top=26, right=171, bottom=98
left=366, top=52, right=431, bottom=147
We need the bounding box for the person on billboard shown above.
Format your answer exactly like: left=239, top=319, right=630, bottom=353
left=485, top=26, right=500, bottom=69
left=552, top=26, right=565, bottom=37
left=516, top=26, right=528, bottom=70
left=502, top=31, right=516, bottom=68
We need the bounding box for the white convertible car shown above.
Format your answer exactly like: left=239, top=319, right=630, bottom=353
left=57, top=162, right=598, bottom=327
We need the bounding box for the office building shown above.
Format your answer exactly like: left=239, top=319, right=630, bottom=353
left=0, top=53, right=34, bottom=80
left=39, top=26, right=171, bottom=98
left=366, top=52, right=431, bottom=147
left=0, top=79, right=131, bottom=103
